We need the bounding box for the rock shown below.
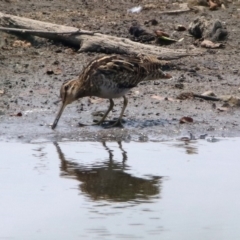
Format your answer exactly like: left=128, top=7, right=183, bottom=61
left=199, top=133, right=208, bottom=139
left=189, top=17, right=228, bottom=42
left=144, top=19, right=158, bottom=26
left=129, top=25, right=145, bottom=37
left=150, top=19, right=158, bottom=26
left=46, top=69, right=54, bottom=75
left=188, top=16, right=208, bottom=38
left=178, top=75, right=186, bottom=82
left=175, top=25, right=187, bottom=31
left=129, top=24, right=155, bottom=42
left=175, top=83, right=184, bottom=89
left=208, top=20, right=228, bottom=41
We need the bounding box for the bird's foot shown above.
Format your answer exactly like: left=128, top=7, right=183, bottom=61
left=78, top=120, right=124, bottom=128
left=78, top=121, right=106, bottom=127
left=78, top=122, right=90, bottom=127
left=92, top=119, right=105, bottom=126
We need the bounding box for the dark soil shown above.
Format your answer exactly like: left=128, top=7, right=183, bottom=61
left=0, top=0, right=240, bottom=142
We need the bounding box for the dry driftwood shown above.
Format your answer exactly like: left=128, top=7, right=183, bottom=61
left=0, top=12, right=203, bottom=59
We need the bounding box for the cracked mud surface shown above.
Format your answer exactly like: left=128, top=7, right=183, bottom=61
left=0, top=0, right=240, bottom=142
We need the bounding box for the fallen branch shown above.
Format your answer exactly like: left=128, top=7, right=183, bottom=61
left=0, top=27, right=94, bottom=35
left=0, top=12, right=204, bottom=59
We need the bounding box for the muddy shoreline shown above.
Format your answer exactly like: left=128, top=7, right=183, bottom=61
left=0, top=0, right=240, bottom=142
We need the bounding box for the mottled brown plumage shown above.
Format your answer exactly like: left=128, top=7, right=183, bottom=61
left=52, top=54, right=172, bottom=129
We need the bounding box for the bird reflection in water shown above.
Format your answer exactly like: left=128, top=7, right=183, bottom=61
left=173, top=141, right=198, bottom=155
left=54, top=142, right=162, bottom=202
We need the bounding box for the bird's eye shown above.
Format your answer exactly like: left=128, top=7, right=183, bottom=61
left=64, top=85, right=69, bottom=91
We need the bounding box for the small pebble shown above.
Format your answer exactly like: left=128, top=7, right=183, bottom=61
left=46, top=69, right=54, bottom=75
left=175, top=83, right=184, bottom=89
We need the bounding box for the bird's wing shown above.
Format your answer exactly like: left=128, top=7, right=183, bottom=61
left=97, top=58, right=139, bottom=74
left=93, top=56, right=148, bottom=88
left=80, top=55, right=170, bottom=91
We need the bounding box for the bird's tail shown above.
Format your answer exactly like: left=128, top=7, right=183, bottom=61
left=139, top=54, right=172, bottom=80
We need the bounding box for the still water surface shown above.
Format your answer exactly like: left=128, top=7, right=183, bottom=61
left=1, top=138, right=240, bottom=240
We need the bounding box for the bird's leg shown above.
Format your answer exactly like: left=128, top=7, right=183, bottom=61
left=94, top=99, right=114, bottom=125
left=106, top=96, right=128, bottom=128
left=78, top=99, right=114, bottom=127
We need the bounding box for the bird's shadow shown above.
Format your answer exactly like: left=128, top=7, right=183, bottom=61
left=79, top=118, right=169, bottom=129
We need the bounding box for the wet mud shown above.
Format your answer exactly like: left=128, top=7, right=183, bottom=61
left=0, top=0, right=240, bottom=142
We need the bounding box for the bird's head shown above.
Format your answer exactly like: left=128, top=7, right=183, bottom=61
left=51, top=79, right=79, bottom=129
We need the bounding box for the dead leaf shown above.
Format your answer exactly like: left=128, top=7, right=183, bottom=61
left=226, top=96, right=240, bottom=107
left=220, top=95, right=240, bottom=107
left=200, top=39, right=223, bottom=49
left=217, top=107, right=229, bottom=112
left=53, top=68, right=62, bottom=75
left=176, top=92, right=194, bottom=100
left=154, top=30, right=170, bottom=38
left=219, top=95, right=232, bottom=102
left=151, top=95, right=165, bottom=101
left=12, top=40, right=31, bottom=48
left=154, top=30, right=178, bottom=42
left=201, top=90, right=216, bottom=97
left=10, top=112, right=22, bottom=117
left=88, top=97, right=104, bottom=104
left=179, top=116, right=193, bottom=124
left=0, top=89, right=5, bottom=96
left=209, top=0, right=219, bottom=10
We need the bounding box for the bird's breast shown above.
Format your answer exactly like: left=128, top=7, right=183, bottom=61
left=97, top=85, right=130, bottom=99
left=91, top=73, right=133, bottom=99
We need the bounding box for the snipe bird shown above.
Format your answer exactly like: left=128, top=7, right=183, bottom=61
left=51, top=54, right=172, bottom=129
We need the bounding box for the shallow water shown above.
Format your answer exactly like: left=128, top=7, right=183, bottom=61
left=1, top=138, right=240, bottom=240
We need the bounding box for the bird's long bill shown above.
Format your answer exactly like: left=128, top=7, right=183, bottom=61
left=51, top=102, right=67, bottom=129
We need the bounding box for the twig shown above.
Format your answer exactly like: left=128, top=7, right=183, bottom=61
left=158, top=9, right=191, bottom=15
left=193, top=94, right=220, bottom=101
